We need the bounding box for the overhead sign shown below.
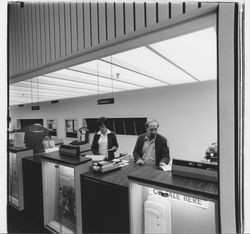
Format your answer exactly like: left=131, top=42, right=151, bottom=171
left=97, top=98, right=114, bottom=105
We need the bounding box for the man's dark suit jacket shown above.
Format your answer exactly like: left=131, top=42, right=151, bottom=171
left=133, top=133, right=170, bottom=166
left=91, top=132, right=118, bottom=160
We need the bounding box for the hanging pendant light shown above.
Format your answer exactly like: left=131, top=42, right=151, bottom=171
left=97, top=56, right=115, bottom=105
left=31, top=77, right=40, bottom=111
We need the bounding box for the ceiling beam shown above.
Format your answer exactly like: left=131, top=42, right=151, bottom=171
left=66, top=67, right=146, bottom=88
left=146, top=45, right=200, bottom=82
left=43, top=74, right=125, bottom=91
left=9, top=90, right=79, bottom=98
left=21, top=80, right=111, bottom=93
left=11, top=82, right=104, bottom=94
left=99, top=58, right=171, bottom=85
left=9, top=93, right=77, bottom=98
left=10, top=85, right=92, bottom=95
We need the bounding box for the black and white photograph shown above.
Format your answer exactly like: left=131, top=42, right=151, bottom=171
left=1, top=0, right=250, bottom=233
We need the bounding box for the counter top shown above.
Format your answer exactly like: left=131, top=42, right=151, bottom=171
left=40, top=151, right=91, bottom=166
left=9, top=146, right=33, bottom=153
left=81, top=162, right=142, bottom=189
left=128, top=162, right=218, bottom=199
left=82, top=161, right=218, bottom=199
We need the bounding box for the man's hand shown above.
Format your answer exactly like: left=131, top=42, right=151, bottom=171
left=136, top=159, right=144, bottom=165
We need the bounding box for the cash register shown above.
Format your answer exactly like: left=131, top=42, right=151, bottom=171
left=69, top=127, right=91, bottom=154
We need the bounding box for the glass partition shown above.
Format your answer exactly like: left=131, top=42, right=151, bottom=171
left=46, top=119, right=58, bottom=137
left=43, top=161, right=76, bottom=234
left=9, top=152, right=19, bottom=207
left=65, top=119, right=78, bottom=139
left=130, top=182, right=218, bottom=233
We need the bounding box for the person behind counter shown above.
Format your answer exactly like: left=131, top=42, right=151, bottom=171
left=91, top=117, right=118, bottom=160
left=133, top=119, right=170, bottom=169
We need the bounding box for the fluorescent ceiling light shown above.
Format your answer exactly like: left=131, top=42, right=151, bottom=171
left=149, top=26, right=217, bottom=81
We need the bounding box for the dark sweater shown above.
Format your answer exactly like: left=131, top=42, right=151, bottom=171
left=91, top=132, right=118, bottom=160
left=133, top=133, right=170, bottom=165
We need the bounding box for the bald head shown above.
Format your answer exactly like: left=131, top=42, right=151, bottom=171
left=145, top=119, right=159, bottom=128
left=145, top=119, right=159, bottom=139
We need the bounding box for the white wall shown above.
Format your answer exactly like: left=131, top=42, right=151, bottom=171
left=10, top=80, right=217, bottom=162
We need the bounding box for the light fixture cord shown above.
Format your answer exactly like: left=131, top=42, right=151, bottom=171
left=97, top=60, right=100, bottom=100
left=30, top=79, right=33, bottom=103
left=111, top=56, right=114, bottom=97
left=37, top=77, right=39, bottom=105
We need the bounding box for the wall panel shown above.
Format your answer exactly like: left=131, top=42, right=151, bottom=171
left=98, top=2, right=106, bottom=43
left=27, top=4, right=34, bottom=70
left=64, top=2, right=71, bottom=56
left=39, top=4, right=46, bottom=64
left=135, top=3, right=144, bottom=31
left=16, top=5, right=22, bottom=73
left=158, top=2, right=169, bottom=22
left=54, top=3, right=60, bottom=59
left=8, top=2, right=217, bottom=81
left=115, top=3, right=124, bottom=37
left=84, top=2, right=91, bottom=49
left=21, top=7, right=26, bottom=71
left=31, top=3, right=38, bottom=68
left=201, top=2, right=219, bottom=9
left=146, top=3, right=156, bottom=26
left=76, top=2, right=84, bottom=51
left=218, top=3, right=237, bottom=233
left=171, top=2, right=183, bottom=18
left=9, top=5, right=15, bottom=75
left=90, top=2, right=98, bottom=46
left=125, top=3, right=134, bottom=34
left=186, top=2, right=199, bottom=12
left=44, top=3, right=50, bottom=63
left=107, top=3, right=115, bottom=41
left=36, top=3, right=42, bottom=66
left=71, top=2, right=78, bottom=53
left=59, top=3, right=66, bottom=57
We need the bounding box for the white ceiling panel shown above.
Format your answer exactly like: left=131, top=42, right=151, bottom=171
left=107, top=46, right=196, bottom=84
left=71, top=60, right=158, bottom=88
left=98, top=59, right=164, bottom=88
left=31, top=76, right=121, bottom=93
left=48, top=68, right=136, bottom=90
left=16, top=81, right=103, bottom=94
left=150, top=27, right=217, bottom=81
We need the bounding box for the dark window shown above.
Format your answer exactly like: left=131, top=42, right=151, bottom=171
left=113, top=118, right=125, bottom=134
left=86, top=119, right=98, bottom=133
left=106, top=119, right=115, bottom=132
left=86, top=117, right=147, bottom=135
left=134, top=118, right=147, bottom=135
left=124, top=118, right=136, bottom=135
left=20, top=119, right=44, bottom=128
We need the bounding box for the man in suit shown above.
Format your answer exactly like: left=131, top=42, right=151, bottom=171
left=133, top=119, right=170, bottom=169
